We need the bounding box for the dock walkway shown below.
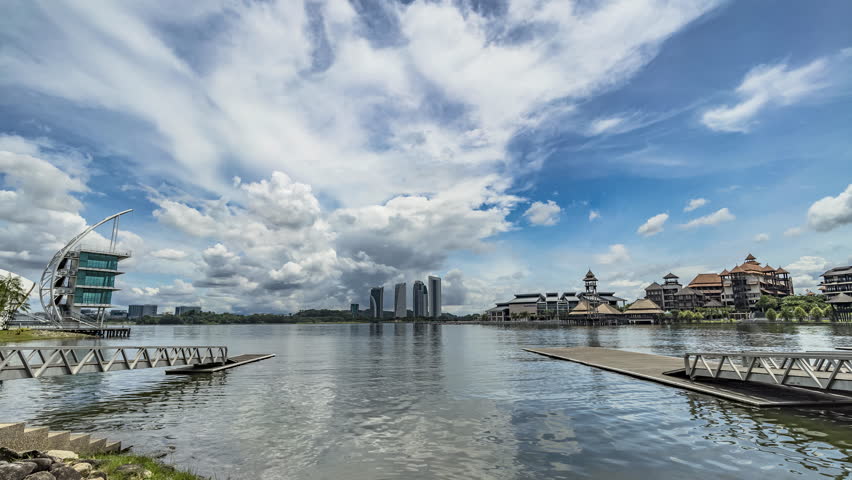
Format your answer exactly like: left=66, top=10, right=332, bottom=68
left=166, top=354, right=275, bottom=374
left=525, top=347, right=852, bottom=407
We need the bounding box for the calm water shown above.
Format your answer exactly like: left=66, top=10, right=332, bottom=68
left=3, top=323, right=852, bottom=479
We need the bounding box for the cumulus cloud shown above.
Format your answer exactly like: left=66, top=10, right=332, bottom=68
left=637, top=213, right=668, bottom=237
left=784, top=226, right=804, bottom=237
left=753, top=233, right=770, bottom=242
left=595, top=244, right=630, bottom=265
left=524, top=200, right=561, bottom=226
left=588, top=210, right=601, bottom=221
left=807, top=184, right=852, bottom=232
left=701, top=58, right=830, bottom=132
left=684, top=198, right=707, bottom=212
left=681, top=208, right=735, bottom=228
left=785, top=256, right=829, bottom=293
left=150, top=248, right=189, bottom=260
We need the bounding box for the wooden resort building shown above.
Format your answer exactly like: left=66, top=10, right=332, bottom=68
left=720, top=254, right=794, bottom=310
left=821, top=266, right=852, bottom=321
left=623, top=298, right=664, bottom=323
left=687, top=273, right=723, bottom=303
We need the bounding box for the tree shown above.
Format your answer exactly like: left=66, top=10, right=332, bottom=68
left=766, top=308, right=777, bottom=321
left=756, top=295, right=779, bottom=312
left=0, top=274, right=31, bottom=330
left=794, top=306, right=808, bottom=322
left=810, top=305, right=824, bottom=322
left=780, top=307, right=793, bottom=322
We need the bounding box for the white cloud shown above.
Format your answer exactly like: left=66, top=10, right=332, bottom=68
left=681, top=208, right=735, bottom=228
left=524, top=200, right=562, bottom=226
left=785, top=256, right=828, bottom=274
left=588, top=116, right=625, bottom=135
left=595, top=244, right=630, bottom=265
left=807, top=184, right=852, bottom=232
left=784, top=226, right=804, bottom=237
left=701, top=58, right=830, bottom=132
left=150, top=248, right=189, bottom=260
left=684, top=198, right=707, bottom=212
left=637, top=213, right=668, bottom=237
left=753, top=233, right=770, bottom=242
left=588, top=210, right=601, bottom=221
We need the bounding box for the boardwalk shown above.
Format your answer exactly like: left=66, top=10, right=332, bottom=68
left=525, top=347, right=852, bottom=407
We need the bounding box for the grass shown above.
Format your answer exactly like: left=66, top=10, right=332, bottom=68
left=0, top=328, right=93, bottom=343
left=89, top=453, right=204, bottom=480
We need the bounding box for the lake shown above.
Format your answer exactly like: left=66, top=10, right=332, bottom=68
left=3, top=323, right=852, bottom=479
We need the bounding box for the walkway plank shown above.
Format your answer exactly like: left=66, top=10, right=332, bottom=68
left=525, top=347, right=852, bottom=407
left=165, top=354, right=275, bottom=374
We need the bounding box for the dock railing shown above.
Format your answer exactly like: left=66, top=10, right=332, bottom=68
left=684, top=351, right=852, bottom=392
left=0, top=346, right=228, bottom=381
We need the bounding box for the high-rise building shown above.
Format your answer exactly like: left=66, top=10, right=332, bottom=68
left=394, top=282, right=407, bottom=318
left=413, top=281, right=428, bottom=317
left=369, top=286, right=384, bottom=319
left=128, top=304, right=157, bottom=319
left=350, top=303, right=359, bottom=317
left=175, top=306, right=201, bottom=315
left=428, top=276, right=441, bottom=318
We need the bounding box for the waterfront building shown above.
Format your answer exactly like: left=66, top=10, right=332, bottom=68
left=394, top=282, right=407, bottom=318
left=623, top=299, right=664, bottom=323
left=413, top=281, right=428, bottom=317
left=674, top=286, right=706, bottom=311
left=128, top=304, right=157, bottom=319
left=644, top=273, right=682, bottom=311
left=109, top=309, right=128, bottom=318
left=687, top=273, right=724, bottom=303
left=369, top=286, right=384, bottom=319
left=38, top=210, right=135, bottom=327
left=821, top=266, right=852, bottom=321
left=537, top=292, right=569, bottom=318
left=508, top=293, right=545, bottom=318
left=720, top=254, right=794, bottom=310
left=428, top=276, right=442, bottom=318
left=486, top=302, right=510, bottom=321
left=350, top=303, right=359, bottom=317
left=175, top=306, right=201, bottom=316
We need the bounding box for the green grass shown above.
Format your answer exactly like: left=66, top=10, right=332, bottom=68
left=89, top=453, right=203, bottom=480
left=0, top=328, right=93, bottom=343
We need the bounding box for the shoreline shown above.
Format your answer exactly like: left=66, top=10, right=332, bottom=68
left=0, top=328, right=96, bottom=343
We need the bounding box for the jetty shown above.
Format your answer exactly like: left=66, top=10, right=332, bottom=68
left=525, top=347, right=852, bottom=407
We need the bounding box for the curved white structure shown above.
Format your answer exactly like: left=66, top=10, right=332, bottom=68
left=39, top=209, right=132, bottom=326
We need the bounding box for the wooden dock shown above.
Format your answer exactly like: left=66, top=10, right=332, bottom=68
left=525, top=347, right=852, bottom=407
left=165, top=354, right=275, bottom=374
left=56, top=326, right=131, bottom=338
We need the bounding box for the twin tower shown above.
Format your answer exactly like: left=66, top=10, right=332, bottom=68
left=371, top=276, right=441, bottom=319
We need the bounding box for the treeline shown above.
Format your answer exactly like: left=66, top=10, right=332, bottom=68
left=128, top=309, right=476, bottom=325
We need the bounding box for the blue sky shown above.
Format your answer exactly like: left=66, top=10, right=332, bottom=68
left=1, top=0, right=851, bottom=314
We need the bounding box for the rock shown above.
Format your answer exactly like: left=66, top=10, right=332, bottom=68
left=69, top=464, right=90, bottom=477
left=22, top=472, right=55, bottom=480
left=16, top=453, right=44, bottom=461
left=88, top=472, right=107, bottom=480
left=72, top=460, right=103, bottom=469
left=46, top=466, right=80, bottom=480
left=0, top=461, right=37, bottom=480
left=0, top=449, right=20, bottom=463
left=18, top=459, right=50, bottom=473
left=43, top=453, right=76, bottom=462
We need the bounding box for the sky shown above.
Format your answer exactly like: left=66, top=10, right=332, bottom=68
left=1, top=0, right=851, bottom=315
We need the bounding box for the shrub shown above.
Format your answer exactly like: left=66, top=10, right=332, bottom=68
left=766, top=308, right=777, bottom=321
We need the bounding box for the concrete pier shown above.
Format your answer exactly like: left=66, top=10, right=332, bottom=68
left=525, top=347, right=852, bottom=407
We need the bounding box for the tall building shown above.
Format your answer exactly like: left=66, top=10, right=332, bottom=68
left=687, top=273, right=724, bottom=303
left=175, top=306, right=201, bottom=315
left=39, top=210, right=134, bottom=326
left=128, top=304, right=157, bottom=319
left=721, top=254, right=794, bottom=310
left=394, top=282, right=407, bottom=318
left=428, top=276, right=441, bottom=318
left=644, top=273, right=682, bottom=310
left=350, top=303, right=359, bottom=317
left=821, top=266, right=852, bottom=321
left=413, top=281, right=428, bottom=317
left=369, top=286, right=384, bottom=319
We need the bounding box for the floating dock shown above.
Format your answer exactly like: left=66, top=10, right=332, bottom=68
left=165, top=354, right=275, bottom=374
left=525, top=347, right=852, bottom=407
left=57, top=326, right=131, bottom=338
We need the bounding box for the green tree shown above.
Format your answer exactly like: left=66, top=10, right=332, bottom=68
left=0, top=274, right=31, bottom=330
left=780, top=307, right=793, bottom=322
left=810, top=305, right=824, bottom=322
left=755, top=295, right=779, bottom=312
left=766, top=308, right=777, bottom=321
left=794, top=306, right=808, bottom=322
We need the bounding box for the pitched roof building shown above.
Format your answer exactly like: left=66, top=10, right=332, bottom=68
left=721, top=254, right=794, bottom=310
left=687, top=273, right=723, bottom=303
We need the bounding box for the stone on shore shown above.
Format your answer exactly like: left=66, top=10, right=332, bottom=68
left=114, top=465, right=151, bottom=478
left=22, top=472, right=55, bottom=480
left=69, top=464, right=90, bottom=476
left=0, top=461, right=37, bottom=480
left=0, top=448, right=21, bottom=463
left=44, top=453, right=76, bottom=462
left=87, top=471, right=107, bottom=480
left=20, top=459, right=51, bottom=473
left=46, top=465, right=80, bottom=480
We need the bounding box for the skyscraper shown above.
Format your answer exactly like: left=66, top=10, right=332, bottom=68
left=428, top=276, right=441, bottom=319
left=394, top=282, right=407, bottom=318
left=369, top=286, right=384, bottom=319
left=413, top=281, right=428, bottom=317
